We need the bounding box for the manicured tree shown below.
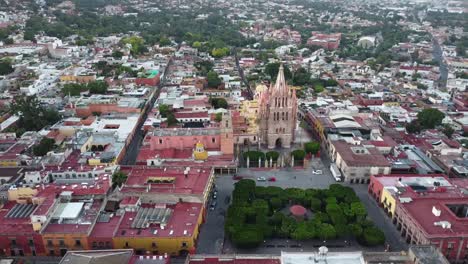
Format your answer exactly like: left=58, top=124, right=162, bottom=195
left=309, top=197, right=322, bottom=211
left=232, top=228, right=264, bottom=248
left=291, top=149, right=306, bottom=160
left=350, top=201, right=367, bottom=221
left=317, top=223, right=337, bottom=240
left=266, top=151, right=280, bottom=161
left=270, top=197, right=283, bottom=211
left=304, top=141, right=320, bottom=155
left=359, top=227, right=386, bottom=246
left=291, top=222, right=315, bottom=240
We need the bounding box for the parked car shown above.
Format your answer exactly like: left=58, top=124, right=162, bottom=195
left=312, top=170, right=323, bottom=175
left=256, top=177, right=267, bottom=181
left=268, top=177, right=276, bottom=182
left=232, top=175, right=243, bottom=180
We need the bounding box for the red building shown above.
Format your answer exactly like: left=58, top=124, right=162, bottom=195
left=135, top=70, right=161, bottom=87
left=0, top=202, right=46, bottom=256
left=369, top=175, right=468, bottom=263
left=306, top=32, right=342, bottom=50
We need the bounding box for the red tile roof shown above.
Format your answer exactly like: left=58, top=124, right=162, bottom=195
left=332, top=141, right=391, bottom=167
left=115, top=202, right=202, bottom=238
left=120, top=166, right=212, bottom=196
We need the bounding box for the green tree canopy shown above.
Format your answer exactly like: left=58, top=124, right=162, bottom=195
left=87, top=81, right=108, bottom=94
left=207, top=71, right=222, bottom=88
left=360, top=227, right=386, bottom=246
left=406, top=120, right=422, bottom=134
left=209, top=97, right=228, bottom=109
left=304, top=141, right=320, bottom=155
left=158, top=104, right=171, bottom=118
left=33, top=138, right=56, bottom=156
left=9, top=96, right=61, bottom=132
left=265, top=63, right=292, bottom=81
left=417, top=108, right=445, bottom=129
left=112, top=171, right=128, bottom=188
left=0, top=60, right=14, bottom=75
left=443, top=124, right=455, bottom=139
left=291, top=149, right=306, bottom=160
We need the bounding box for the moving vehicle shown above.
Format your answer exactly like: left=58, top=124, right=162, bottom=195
left=330, top=163, right=342, bottom=182
left=256, top=177, right=266, bottom=181
left=312, top=170, right=323, bottom=175
left=268, top=177, right=276, bottom=182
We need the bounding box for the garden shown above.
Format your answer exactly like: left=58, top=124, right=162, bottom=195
left=225, top=180, right=386, bottom=249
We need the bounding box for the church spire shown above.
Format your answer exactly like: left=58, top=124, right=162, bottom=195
left=274, top=63, right=287, bottom=93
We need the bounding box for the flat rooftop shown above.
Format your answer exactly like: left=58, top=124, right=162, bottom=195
left=281, top=251, right=364, bottom=264
left=120, top=166, right=212, bottom=195
left=0, top=202, right=37, bottom=235
left=115, top=202, right=202, bottom=238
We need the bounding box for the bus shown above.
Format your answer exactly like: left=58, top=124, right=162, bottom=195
left=330, top=163, right=342, bottom=182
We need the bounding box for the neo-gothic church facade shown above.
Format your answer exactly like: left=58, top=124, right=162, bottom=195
left=258, top=64, right=297, bottom=149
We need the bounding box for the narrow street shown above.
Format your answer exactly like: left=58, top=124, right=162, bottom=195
left=432, top=36, right=448, bottom=89
left=120, top=57, right=174, bottom=165
left=350, top=184, right=408, bottom=252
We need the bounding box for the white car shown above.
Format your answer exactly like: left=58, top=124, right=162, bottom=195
left=256, top=177, right=267, bottom=181
left=312, top=170, right=323, bottom=175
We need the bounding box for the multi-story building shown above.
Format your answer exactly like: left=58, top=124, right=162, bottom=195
left=306, top=32, right=342, bottom=50
left=369, top=174, right=468, bottom=263
left=330, top=140, right=391, bottom=183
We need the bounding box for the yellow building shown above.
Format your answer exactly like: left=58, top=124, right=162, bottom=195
left=8, top=186, right=38, bottom=202
left=112, top=203, right=204, bottom=256
left=381, top=187, right=398, bottom=216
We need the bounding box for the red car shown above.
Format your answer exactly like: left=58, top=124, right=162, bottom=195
left=232, top=175, right=243, bottom=180
left=268, top=177, right=276, bottom=182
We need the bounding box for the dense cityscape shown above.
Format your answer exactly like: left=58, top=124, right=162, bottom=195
left=0, top=0, right=467, bottom=263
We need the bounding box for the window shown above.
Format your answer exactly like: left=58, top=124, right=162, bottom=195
left=75, top=240, right=81, bottom=246
left=92, top=242, right=97, bottom=248
left=19, top=250, right=24, bottom=256
left=32, top=250, right=36, bottom=256
left=152, top=242, right=157, bottom=248
left=49, top=250, right=55, bottom=256
left=448, top=242, right=454, bottom=249
left=105, top=242, right=111, bottom=248
left=286, top=112, right=288, bottom=120
left=59, top=240, right=65, bottom=247
left=212, top=138, right=215, bottom=143
left=10, top=239, right=16, bottom=246
left=182, top=242, right=188, bottom=247
left=47, top=240, right=53, bottom=246
left=125, top=242, right=129, bottom=248
left=282, top=112, right=284, bottom=120
left=28, top=239, right=34, bottom=246
left=10, top=250, right=15, bottom=256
